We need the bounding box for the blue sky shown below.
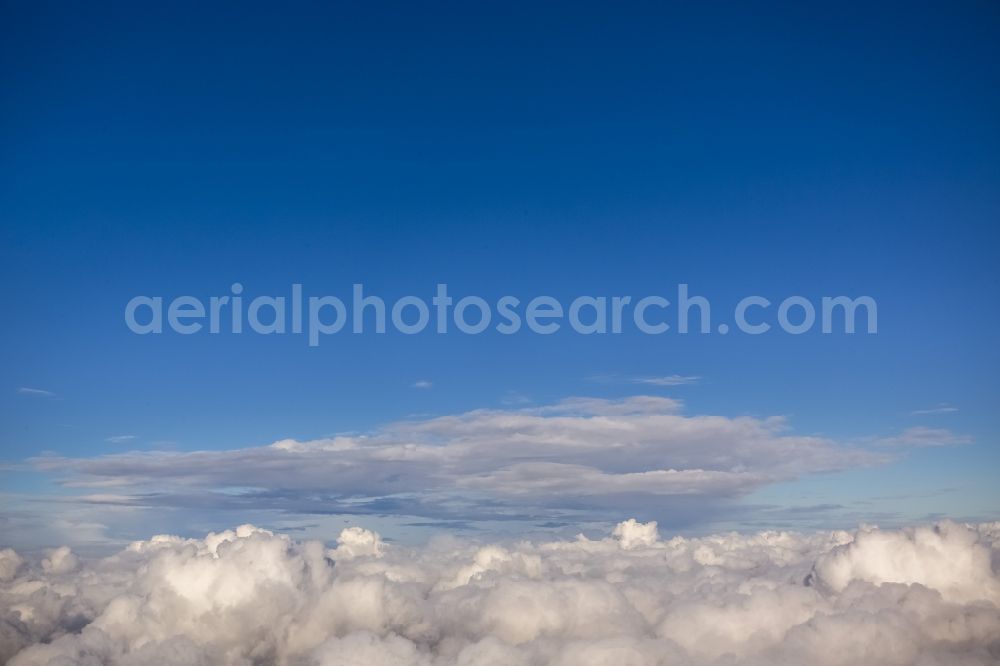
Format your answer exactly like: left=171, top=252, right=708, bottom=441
left=1, top=1, right=998, bottom=551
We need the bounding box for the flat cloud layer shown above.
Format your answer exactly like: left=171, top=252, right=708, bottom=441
left=30, top=396, right=899, bottom=526
left=2, top=519, right=998, bottom=665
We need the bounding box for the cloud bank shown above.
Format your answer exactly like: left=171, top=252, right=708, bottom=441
left=1, top=519, right=998, bottom=665
left=31, top=396, right=897, bottom=527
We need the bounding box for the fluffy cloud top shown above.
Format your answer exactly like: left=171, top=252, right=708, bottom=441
left=2, top=519, right=998, bottom=665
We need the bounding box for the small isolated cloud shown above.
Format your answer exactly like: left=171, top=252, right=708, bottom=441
left=500, top=390, right=532, bottom=405
left=911, top=403, right=959, bottom=416
left=875, top=426, right=972, bottom=447
left=148, top=440, right=180, bottom=449
left=1, top=519, right=998, bottom=665
left=412, top=380, right=433, bottom=389
left=633, top=374, right=700, bottom=386
left=17, top=387, right=56, bottom=398
left=106, top=435, right=137, bottom=444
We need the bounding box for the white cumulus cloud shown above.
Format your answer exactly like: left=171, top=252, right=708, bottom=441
left=1, top=519, right=998, bottom=665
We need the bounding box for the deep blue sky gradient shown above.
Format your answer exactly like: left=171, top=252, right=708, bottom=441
left=2, top=1, right=998, bottom=542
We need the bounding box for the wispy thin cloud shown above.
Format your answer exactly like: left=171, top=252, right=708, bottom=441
left=875, top=426, right=972, bottom=447
left=18, top=387, right=56, bottom=398
left=412, top=380, right=433, bottom=389
left=911, top=403, right=959, bottom=416
left=106, top=435, right=137, bottom=444
left=633, top=375, right=701, bottom=386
